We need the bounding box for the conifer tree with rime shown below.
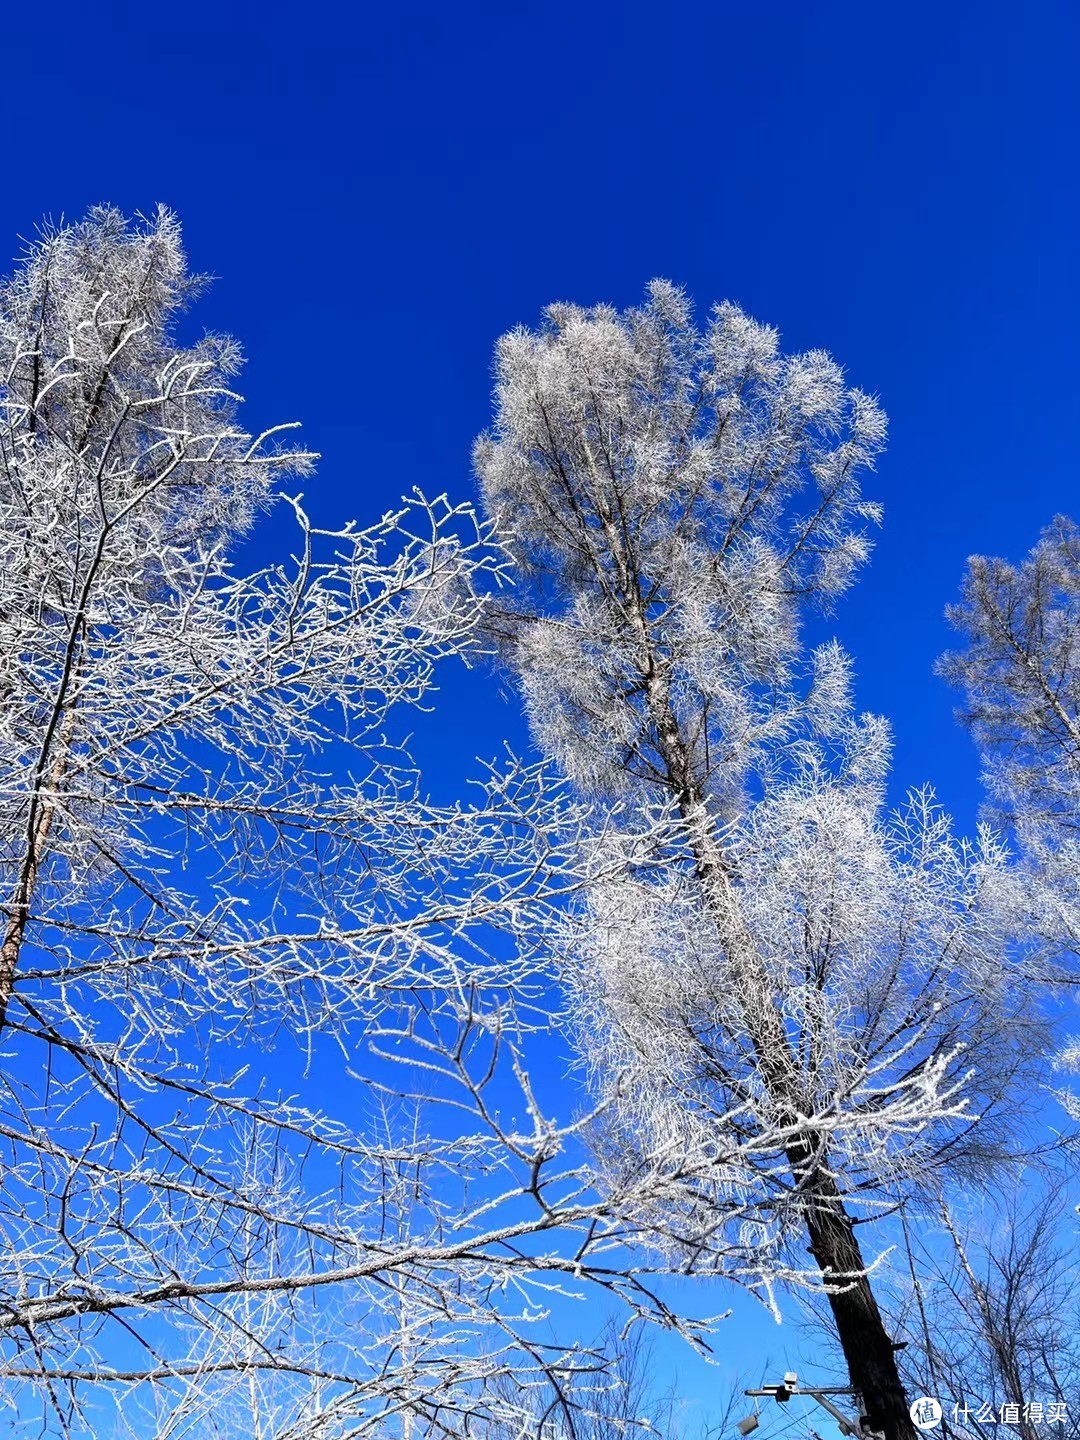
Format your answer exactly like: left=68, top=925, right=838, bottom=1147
left=941, top=516, right=1080, bottom=965
left=0, top=212, right=736, bottom=1437
left=942, top=519, right=1080, bottom=1119
left=475, top=283, right=1032, bottom=1440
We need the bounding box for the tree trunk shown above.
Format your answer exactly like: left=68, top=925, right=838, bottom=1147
left=621, top=553, right=916, bottom=1438
left=0, top=716, right=71, bottom=1030
left=795, top=1156, right=918, bottom=1440
left=648, top=689, right=917, bottom=1440
left=0, top=798, right=55, bottom=1031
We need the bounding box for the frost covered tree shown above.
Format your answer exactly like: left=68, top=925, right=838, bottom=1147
left=475, top=285, right=1031, bottom=1440
left=941, top=517, right=1080, bottom=961
left=897, top=1184, right=1080, bottom=1440
left=479, top=1320, right=694, bottom=1440
left=0, top=212, right=730, bottom=1437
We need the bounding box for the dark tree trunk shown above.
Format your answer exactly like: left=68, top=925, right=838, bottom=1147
left=795, top=1156, right=917, bottom=1440
left=632, top=570, right=918, bottom=1440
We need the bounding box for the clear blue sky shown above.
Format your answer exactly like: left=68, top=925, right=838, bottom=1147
left=4, top=0, right=1075, bottom=827
left=3, top=0, right=1076, bottom=1414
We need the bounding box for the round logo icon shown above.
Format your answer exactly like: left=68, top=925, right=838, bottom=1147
left=910, top=1398, right=942, bottom=1431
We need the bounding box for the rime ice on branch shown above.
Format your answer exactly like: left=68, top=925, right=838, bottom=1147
left=0, top=213, right=735, bottom=1438
left=942, top=518, right=1080, bottom=966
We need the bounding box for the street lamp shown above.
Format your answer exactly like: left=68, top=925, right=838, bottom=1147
left=741, top=1374, right=884, bottom=1440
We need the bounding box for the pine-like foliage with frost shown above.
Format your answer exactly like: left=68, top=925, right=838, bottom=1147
left=476, top=282, right=1034, bottom=1300
left=942, top=517, right=1080, bottom=958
